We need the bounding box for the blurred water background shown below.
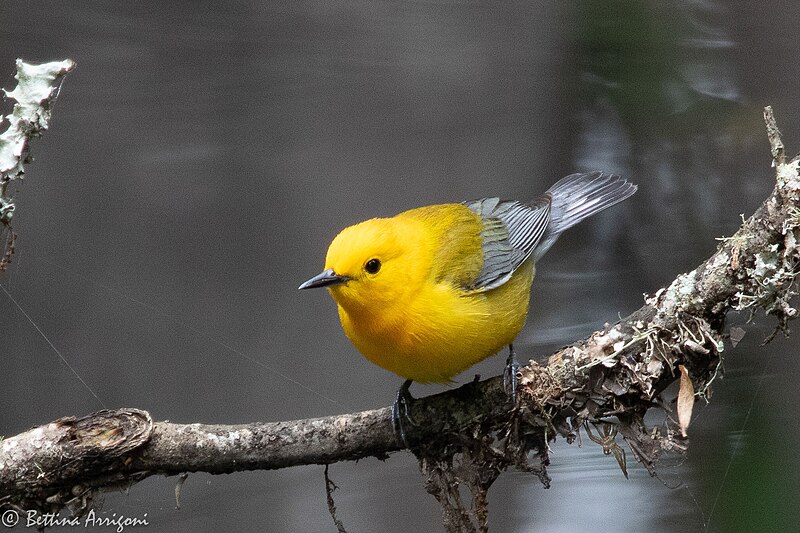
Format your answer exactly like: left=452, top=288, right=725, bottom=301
left=1, top=1, right=799, bottom=531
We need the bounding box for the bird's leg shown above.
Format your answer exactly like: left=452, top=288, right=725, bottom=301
left=503, top=343, right=520, bottom=401
left=392, top=379, right=415, bottom=447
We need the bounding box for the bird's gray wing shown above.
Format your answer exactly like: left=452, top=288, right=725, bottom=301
left=464, top=195, right=551, bottom=290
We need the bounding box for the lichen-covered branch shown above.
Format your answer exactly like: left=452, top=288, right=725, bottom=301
left=1, top=108, right=797, bottom=531
left=0, top=59, right=75, bottom=270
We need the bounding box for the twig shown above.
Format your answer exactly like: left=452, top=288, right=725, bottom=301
left=324, top=465, right=348, bottom=533
left=763, top=105, right=785, bottom=165
left=175, top=473, right=189, bottom=510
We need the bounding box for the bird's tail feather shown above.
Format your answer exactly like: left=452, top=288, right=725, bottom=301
left=531, top=172, right=637, bottom=262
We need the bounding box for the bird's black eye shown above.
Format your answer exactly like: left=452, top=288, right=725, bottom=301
left=365, top=258, right=381, bottom=274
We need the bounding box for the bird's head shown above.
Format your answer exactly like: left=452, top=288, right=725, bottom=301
left=299, top=216, right=429, bottom=311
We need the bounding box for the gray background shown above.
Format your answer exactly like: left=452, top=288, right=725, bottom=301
left=2, top=1, right=799, bottom=532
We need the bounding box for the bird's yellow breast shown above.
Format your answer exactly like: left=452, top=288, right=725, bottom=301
left=327, top=204, right=535, bottom=383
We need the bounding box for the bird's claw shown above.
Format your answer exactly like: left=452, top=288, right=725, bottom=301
left=503, top=344, right=520, bottom=402
left=392, top=379, right=415, bottom=447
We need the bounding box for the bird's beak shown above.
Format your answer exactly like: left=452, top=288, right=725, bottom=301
left=298, top=268, right=350, bottom=290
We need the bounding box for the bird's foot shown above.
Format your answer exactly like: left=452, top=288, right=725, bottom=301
left=503, top=344, right=520, bottom=402
left=392, top=379, right=415, bottom=448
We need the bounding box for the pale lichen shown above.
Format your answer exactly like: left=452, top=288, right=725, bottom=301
left=734, top=227, right=799, bottom=325
left=0, top=59, right=75, bottom=180
left=1, top=59, right=75, bottom=271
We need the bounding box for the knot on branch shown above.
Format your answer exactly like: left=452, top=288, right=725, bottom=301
left=1, top=409, right=153, bottom=515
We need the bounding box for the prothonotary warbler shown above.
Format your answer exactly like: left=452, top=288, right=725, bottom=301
left=300, top=171, right=636, bottom=439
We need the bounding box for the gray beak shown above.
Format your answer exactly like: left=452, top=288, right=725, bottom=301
left=298, top=268, right=350, bottom=290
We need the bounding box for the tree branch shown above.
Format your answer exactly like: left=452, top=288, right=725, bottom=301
left=1, top=107, right=798, bottom=530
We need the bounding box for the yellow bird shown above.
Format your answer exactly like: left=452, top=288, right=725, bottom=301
left=300, top=172, right=636, bottom=426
